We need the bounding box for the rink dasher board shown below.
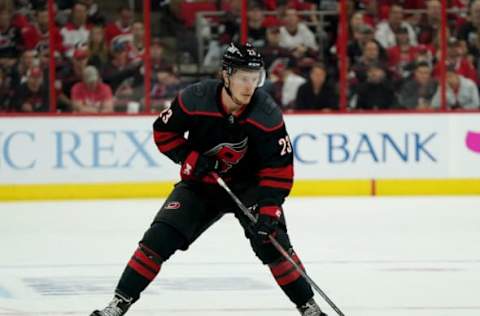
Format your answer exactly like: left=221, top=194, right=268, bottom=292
left=1, top=113, right=480, bottom=199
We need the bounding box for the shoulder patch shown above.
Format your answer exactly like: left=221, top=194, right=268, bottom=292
left=192, top=83, right=206, bottom=97
left=179, top=79, right=222, bottom=114
left=246, top=89, right=284, bottom=131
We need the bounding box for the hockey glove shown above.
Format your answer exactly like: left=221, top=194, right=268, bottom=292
left=252, top=206, right=282, bottom=242
left=180, top=151, right=219, bottom=181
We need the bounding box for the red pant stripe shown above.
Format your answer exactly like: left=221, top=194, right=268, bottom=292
left=259, top=179, right=293, bottom=190
left=270, top=255, right=302, bottom=276
left=128, top=258, right=157, bottom=281
left=270, top=260, right=293, bottom=276
left=290, top=253, right=305, bottom=271
left=275, top=269, right=302, bottom=286
left=134, top=248, right=161, bottom=272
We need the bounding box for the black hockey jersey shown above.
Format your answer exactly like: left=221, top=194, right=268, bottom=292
left=153, top=79, right=293, bottom=208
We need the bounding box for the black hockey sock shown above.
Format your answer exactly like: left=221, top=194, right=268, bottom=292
left=116, top=244, right=162, bottom=301
left=268, top=251, right=314, bottom=307
left=116, top=222, right=187, bottom=301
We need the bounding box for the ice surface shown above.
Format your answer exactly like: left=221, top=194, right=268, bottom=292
left=1, top=197, right=479, bottom=315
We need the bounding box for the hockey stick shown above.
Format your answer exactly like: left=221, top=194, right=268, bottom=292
left=211, top=173, right=345, bottom=316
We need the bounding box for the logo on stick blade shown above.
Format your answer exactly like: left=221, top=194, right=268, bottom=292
left=466, top=131, right=480, bottom=154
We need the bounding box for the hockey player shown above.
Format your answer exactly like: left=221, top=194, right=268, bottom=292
left=91, top=42, right=327, bottom=316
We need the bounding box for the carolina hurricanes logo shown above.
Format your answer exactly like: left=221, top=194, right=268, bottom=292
left=165, top=201, right=181, bottom=209
left=204, top=138, right=248, bottom=172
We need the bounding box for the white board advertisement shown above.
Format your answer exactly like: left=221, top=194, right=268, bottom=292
left=1, top=114, right=479, bottom=184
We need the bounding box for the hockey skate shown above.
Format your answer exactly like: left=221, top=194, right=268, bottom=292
left=298, top=298, right=328, bottom=316
left=90, top=293, right=132, bottom=316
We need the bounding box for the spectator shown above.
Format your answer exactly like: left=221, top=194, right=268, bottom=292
left=350, top=10, right=367, bottom=30
left=0, top=67, right=13, bottom=111
left=5, top=3, right=30, bottom=37
left=105, top=6, right=133, bottom=46
left=397, top=61, right=437, bottom=109
left=449, top=0, right=468, bottom=27
left=233, top=3, right=268, bottom=49
left=351, top=39, right=386, bottom=85
left=128, top=21, right=144, bottom=63
left=56, top=46, right=90, bottom=111
left=362, top=0, right=381, bottom=27
left=60, top=1, right=91, bottom=58
left=38, top=48, right=50, bottom=70
left=433, top=38, right=478, bottom=84
left=348, top=23, right=387, bottom=64
left=458, top=0, right=480, bottom=67
left=0, top=7, right=23, bottom=69
left=262, top=26, right=292, bottom=70
left=375, top=4, right=417, bottom=49
left=354, top=63, right=396, bottom=110
left=294, top=63, right=338, bottom=110
left=151, top=38, right=171, bottom=73
left=102, top=41, right=141, bottom=92
left=22, top=6, right=63, bottom=54
left=113, top=75, right=143, bottom=112
left=219, top=0, right=242, bottom=44
left=71, top=65, right=114, bottom=112
left=413, top=44, right=434, bottom=68
left=431, top=66, right=480, bottom=109
left=13, top=0, right=46, bottom=12
left=387, top=26, right=423, bottom=84
left=88, top=25, right=108, bottom=70
left=82, top=0, right=105, bottom=25
left=279, top=8, right=319, bottom=60
left=270, top=58, right=306, bottom=108
left=11, top=66, right=48, bottom=112
left=417, top=0, right=441, bottom=45
left=113, top=37, right=167, bottom=112
left=151, top=68, right=184, bottom=111
left=10, top=49, right=38, bottom=87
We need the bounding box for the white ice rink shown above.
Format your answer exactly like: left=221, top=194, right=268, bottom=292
left=1, top=197, right=479, bottom=316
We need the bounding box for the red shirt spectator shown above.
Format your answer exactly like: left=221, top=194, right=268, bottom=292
left=11, top=14, right=29, bottom=29
left=450, top=0, right=468, bottom=27
left=388, top=45, right=418, bottom=69
left=433, top=58, right=478, bottom=84
left=22, top=7, right=62, bottom=54
left=72, top=65, right=114, bottom=113
left=105, top=6, right=133, bottom=45
left=386, top=26, right=423, bottom=80
left=179, top=1, right=217, bottom=28
left=432, top=39, right=478, bottom=84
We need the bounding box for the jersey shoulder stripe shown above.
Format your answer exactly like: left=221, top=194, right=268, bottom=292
left=177, top=79, right=222, bottom=117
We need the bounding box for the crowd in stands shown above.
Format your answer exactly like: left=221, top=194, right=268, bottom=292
left=0, top=0, right=480, bottom=113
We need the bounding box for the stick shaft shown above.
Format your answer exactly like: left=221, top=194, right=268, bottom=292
left=212, top=173, right=345, bottom=316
